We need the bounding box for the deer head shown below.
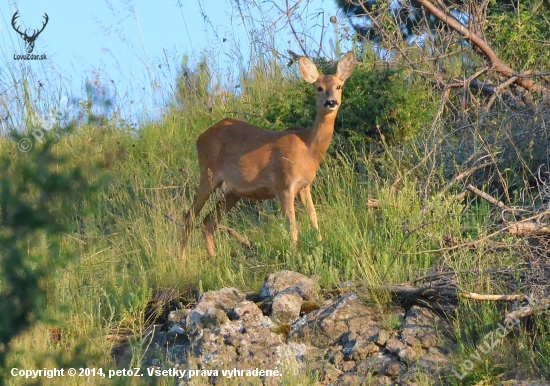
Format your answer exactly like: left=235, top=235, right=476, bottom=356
left=11, top=11, right=49, bottom=53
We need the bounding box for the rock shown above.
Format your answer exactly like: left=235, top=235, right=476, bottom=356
left=401, top=306, right=454, bottom=351
left=352, top=341, right=380, bottom=361
left=289, top=292, right=379, bottom=347
left=320, top=363, right=341, bottom=383
left=342, top=360, right=356, bottom=372
left=325, top=348, right=345, bottom=365
left=228, top=301, right=265, bottom=325
left=271, top=292, right=303, bottom=324
left=385, top=337, right=420, bottom=364
left=259, top=270, right=320, bottom=301
left=372, top=330, right=391, bottom=346
left=167, top=309, right=189, bottom=324
left=185, top=287, right=246, bottom=332
left=356, top=354, right=391, bottom=376
left=385, top=360, right=406, bottom=376
left=169, top=324, right=185, bottom=335
left=124, top=271, right=466, bottom=386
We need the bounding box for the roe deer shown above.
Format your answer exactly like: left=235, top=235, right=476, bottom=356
left=181, top=52, right=355, bottom=259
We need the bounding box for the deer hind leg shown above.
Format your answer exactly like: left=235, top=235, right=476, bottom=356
left=201, top=192, right=240, bottom=257
left=279, top=190, right=298, bottom=248
left=181, top=174, right=218, bottom=261
left=298, top=186, right=322, bottom=241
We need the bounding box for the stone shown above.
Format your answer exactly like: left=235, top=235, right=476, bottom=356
left=385, top=337, right=420, bottom=364
left=259, top=270, right=320, bottom=301
left=289, top=292, right=379, bottom=347
left=167, top=309, right=190, bottom=324
left=185, top=287, right=246, bottom=332
left=124, top=271, right=464, bottom=386
left=271, top=292, right=303, bottom=324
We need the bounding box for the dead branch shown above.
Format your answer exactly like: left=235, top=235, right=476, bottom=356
left=416, top=0, right=546, bottom=94
left=407, top=210, right=550, bottom=255
left=454, top=190, right=468, bottom=202
left=485, top=76, right=519, bottom=111
left=504, top=297, right=550, bottom=324
left=370, top=284, right=529, bottom=313
left=507, top=221, right=550, bottom=237
left=465, top=184, right=509, bottom=210
left=459, top=292, right=524, bottom=301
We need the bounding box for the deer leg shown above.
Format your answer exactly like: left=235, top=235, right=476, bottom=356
left=181, top=176, right=217, bottom=260
left=201, top=192, right=240, bottom=257
left=279, top=190, right=298, bottom=248
left=298, top=186, right=322, bottom=241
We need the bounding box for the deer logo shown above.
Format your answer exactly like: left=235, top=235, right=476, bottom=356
left=11, top=11, right=49, bottom=54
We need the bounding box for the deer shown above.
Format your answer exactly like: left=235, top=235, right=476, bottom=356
left=11, top=11, right=49, bottom=54
left=181, top=52, right=355, bottom=260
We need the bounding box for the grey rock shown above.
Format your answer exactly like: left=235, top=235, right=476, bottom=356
left=271, top=292, right=303, bottom=324
left=111, top=271, right=474, bottom=386
left=168, top=309, right=190, bottom=324
left=289, top=292, right=379, bottom=347
left=385, top=337, right=420, bottom=364
left=185, top=287, right=245, bottom=332
left=259, top=270, right=320, bottom=301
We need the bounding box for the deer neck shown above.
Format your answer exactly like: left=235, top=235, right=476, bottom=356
left=306, top=111, right=337, bottom=164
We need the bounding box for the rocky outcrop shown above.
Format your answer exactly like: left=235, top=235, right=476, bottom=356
left=109, top=270, right=468, bottom=385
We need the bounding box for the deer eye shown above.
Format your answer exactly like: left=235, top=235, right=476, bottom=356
left=317, top=86, right=323, bottom=92
left=336, top=85, right=342, bottom=90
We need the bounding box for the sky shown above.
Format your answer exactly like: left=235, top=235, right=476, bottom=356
left=0, top=0, right=341, bottom=127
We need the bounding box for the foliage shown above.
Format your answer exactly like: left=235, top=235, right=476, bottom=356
left=0, top=130, right=99, bottom=382
left=486, top=0, right=550, bottom=70
left=248, top=57, right=436, bottom=150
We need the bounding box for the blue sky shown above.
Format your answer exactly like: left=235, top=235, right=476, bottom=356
left=0, top=0, right=340, bottom=125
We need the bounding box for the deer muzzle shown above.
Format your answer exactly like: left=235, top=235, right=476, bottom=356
left=324, top=100, right=338, bottom=109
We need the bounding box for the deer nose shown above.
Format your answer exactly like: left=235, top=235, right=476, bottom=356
left=324, top=99, right=338, bottom=109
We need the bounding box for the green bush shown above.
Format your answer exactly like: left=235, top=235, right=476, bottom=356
left=248, top=57, right=435, bottom=151
left=0, top=131, right=99, bottom=380
left=486, top=0, right=550, bottom=71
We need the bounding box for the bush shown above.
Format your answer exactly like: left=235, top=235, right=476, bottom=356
left=247, top=56, right=436, bottom=151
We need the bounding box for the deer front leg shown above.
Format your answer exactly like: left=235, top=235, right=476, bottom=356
left=279, top=190, right=298, bottom=248
left=298, top=186, right=322, bottom=241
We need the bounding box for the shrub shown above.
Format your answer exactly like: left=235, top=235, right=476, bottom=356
left=247, top=56, right=436, bottom=151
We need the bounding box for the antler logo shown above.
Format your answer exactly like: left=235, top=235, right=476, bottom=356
left=11, top=11, right=49, bottom=54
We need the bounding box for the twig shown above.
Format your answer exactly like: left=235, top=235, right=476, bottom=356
left=485, top=76, right=519, bottom=111
left=284, top=0, right=308, bottom=56
left=416, top=0, right=546, bottom=94
left=465, top=184, right=509, bottom=210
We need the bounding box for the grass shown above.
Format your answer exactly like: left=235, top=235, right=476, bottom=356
left=1, top=37, right=550, bottom=386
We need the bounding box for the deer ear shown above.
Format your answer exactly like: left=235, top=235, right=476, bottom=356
left=336, top=52, right=355, bottom=82
left=298, top=57, right=319, bottom=84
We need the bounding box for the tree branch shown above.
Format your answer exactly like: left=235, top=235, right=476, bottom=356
left=415, top=0, right=545, bottom=94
